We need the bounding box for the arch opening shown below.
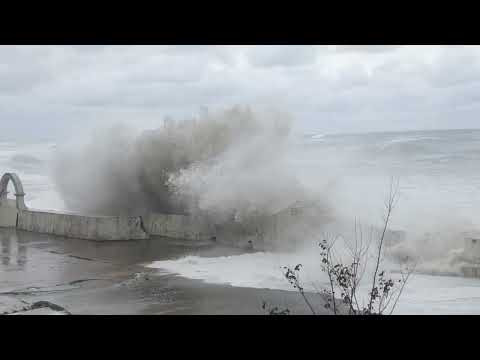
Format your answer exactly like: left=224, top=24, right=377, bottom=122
left=0, top=173, right=26, bottom=210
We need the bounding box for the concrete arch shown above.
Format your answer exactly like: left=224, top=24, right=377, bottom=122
left=0, top=173, right=26, bottom=210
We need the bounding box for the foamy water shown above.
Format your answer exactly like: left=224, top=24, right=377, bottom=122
left=147, top=252, right=480, bottom=314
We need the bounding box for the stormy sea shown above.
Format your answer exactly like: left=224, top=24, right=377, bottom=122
left=3, top=127, right=480, bottom=314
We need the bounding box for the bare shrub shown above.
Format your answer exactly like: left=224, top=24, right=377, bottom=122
left=264, top=178, right=415, bottom=315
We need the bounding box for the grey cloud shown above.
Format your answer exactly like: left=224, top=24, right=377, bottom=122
left=335, top=45, right=404, bottom=53
left=0, top=46, right=58, bottom=93
left=2, top=45, right=480, bottom=141
left=426, top=52, right=480, bottom=88
left=246, top=45, right=320, bottom=68
left=0, top=64, right=52, bottom=93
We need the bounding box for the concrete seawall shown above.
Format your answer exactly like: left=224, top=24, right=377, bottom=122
left=144, top=212, right=277, bottom=246
left=145, top=213, right=216, bottom=241
left=0, top=172, right=304, bottom=244
left=0, top=172, right=280, bottom=243
left=0, top=172, right=411, bottom=249
left=0, top=172, right=148, bottom=241
left=17, top=210, right=148, bottom=241
left=144, top=206, right=310, bottom=249
left=1, top=172, right=376, bottom=248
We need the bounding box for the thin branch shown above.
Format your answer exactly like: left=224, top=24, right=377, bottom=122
left=389, top=264, right=415, bottom=315
left=368, top=178, right=398, bottom=313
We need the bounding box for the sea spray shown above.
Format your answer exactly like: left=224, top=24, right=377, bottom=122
left=52, top=106, right=333, bottom=249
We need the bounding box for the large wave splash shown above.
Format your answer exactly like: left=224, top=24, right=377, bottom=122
left=52, top=106, right=320, bottom=230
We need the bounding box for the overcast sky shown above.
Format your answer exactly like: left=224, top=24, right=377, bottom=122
left=2, top=45, right=480, bottom=141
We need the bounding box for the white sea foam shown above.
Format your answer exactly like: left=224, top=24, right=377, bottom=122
left=147, top=252, right=480, bottom=314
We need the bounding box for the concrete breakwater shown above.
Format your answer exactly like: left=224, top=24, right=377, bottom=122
left=0, top=172, right=148, bottom=241
left=0, top=172, right=284, bottom=243
left=0, top=172, right=402, bottom=249
left=17, top=209, right=148, bottom=241
left=144, top=213, right=215, bottom=241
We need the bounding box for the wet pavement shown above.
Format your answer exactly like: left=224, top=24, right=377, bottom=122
left=0, top=228, right=330, bottom=315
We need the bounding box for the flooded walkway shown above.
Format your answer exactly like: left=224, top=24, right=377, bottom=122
left=0, top=228, right=329, bottom=315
